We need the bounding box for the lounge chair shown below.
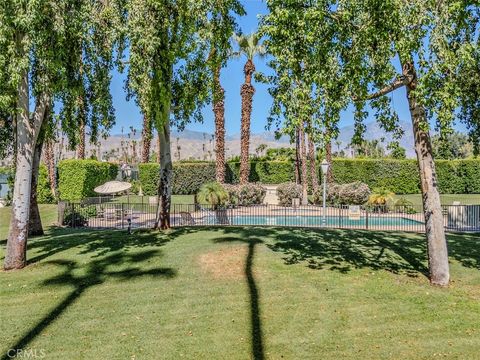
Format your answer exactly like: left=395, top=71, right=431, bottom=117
left=215, top=209, right=230, bottom=225
left=179, top=212, right=196, bottom=226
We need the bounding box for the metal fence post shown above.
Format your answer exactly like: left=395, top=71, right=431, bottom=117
left=121, top=203, right=124, bottom=229
left=365, top=206, right=369, bottom=230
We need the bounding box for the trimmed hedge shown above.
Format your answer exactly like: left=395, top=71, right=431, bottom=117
left=138, top=159, right=480, bottom=196
left=58, top=160, right=118, bottom=201
left=330, top=159, right=480, bottom=194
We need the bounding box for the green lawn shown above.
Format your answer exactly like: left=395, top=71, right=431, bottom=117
left=1, top=216, right=480, bottom=359
left=393, top=194, right=480, bottom=206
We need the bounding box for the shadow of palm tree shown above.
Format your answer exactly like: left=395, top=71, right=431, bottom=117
left=214, top=235, right=265, bottom=360
left=2, top=249, right=176, bottom=360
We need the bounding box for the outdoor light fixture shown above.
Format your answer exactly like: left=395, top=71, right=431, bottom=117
left=321, top=159, right=330, bottom=225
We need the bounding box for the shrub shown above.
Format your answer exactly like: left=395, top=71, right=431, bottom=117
left=197, top=182, right=229, bottom=207
left=313, top=183, right=342, bottom=205
left=223, top=183, right=266, bottom=206
left=62, top=205, right=97, bottom=227
left=138, top=163, right=160, bottom=196
left=276, top=182, right=302, bottom=207
left=368, top=187, right=396, bottom=206
left=58, top=160, right=118, bottom=201
left=173, top=162, right=216, bottom=194
left=338, top=181, right=371, bottom=205
left=37, top=165, right=56, bottom=204
left=313, top=182, right=370, bottom=205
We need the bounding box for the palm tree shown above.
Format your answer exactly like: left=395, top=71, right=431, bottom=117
left=141, top=114, right=152, bottom=163
left=233, top=33, right=266, bottom=184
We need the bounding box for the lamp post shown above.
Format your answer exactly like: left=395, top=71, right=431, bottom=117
left=321, top=159, right=329, bottom=225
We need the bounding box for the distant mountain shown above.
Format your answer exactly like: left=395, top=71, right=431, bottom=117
left=336, top=120, right=415, bottom=157
left=64, top=120, right=418, bottom=161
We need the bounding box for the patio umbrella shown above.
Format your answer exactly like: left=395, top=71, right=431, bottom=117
left=94, top=181, right=132, bottom=195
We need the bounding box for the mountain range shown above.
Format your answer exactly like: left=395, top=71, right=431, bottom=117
left=62, top=120, right=417, bottom=161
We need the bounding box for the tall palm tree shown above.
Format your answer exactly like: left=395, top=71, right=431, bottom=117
left=141, top=114, right=152, bottom=163
left=233, top=33, right=266, bottom=184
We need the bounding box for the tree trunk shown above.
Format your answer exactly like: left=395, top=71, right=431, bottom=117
left=4, top=42, right=50, bottom=269
left=29, top=123, right=47, bottom=237
left=141, top=114, right=152, bottom=163
left=404, top=61, right=449, bottom=286
left=156, top=130, right=161, bottom=164
left=77, top=115, right=86, bottom=159
left=239, top=59, right=255, bottom=184
left=155, top=120, right=172, bottom=230
left=308, top=133, right=319, bottom=194
left=299, top=125, right=308, bottom=205
left=213, top=65, right=226, bottom=183
left=294, top=128, right=301, bottom=184
left=44, top=139, right=57, bottom=198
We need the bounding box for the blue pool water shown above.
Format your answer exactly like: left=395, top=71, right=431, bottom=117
left=200, top=215, right=423, bottom=227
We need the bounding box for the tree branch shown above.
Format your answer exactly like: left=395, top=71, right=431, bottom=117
left=353, top=75, right=410, bottom=101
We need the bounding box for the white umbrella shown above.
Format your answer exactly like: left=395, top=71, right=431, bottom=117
left=94, top=181, right=132, bottom=195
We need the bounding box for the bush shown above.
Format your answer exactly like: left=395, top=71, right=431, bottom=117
left=223, top=183, right=266, bottom=206
left=276, top=182, right=302, bottom=207
left=62, top=206, right=96, bottom=227
left=58, top=160, right=118, bottom=201
left=37, top=165, right=56, bottom=204
left=338, top=181, right=371, bottom=205
left=197, top=182, right=229, bottom=207
left=313, top=182, right=370, bottom=205
left=173, top=162, right=216, bottom=194
left=138, top=163, right=160, bottom=196
left=226, top=161, right=294, bottom=184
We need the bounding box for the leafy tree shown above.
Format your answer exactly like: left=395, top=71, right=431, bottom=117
left=332, top=0, right=479, bottom=285
left=126, top=0, right=213, bottom=229
left=387, top=141, right=407, bottom=159
left=259, top=1, right=346, bottom=202
left=232, top=33, right=266, bottom=184
left=0, top=0, right=120, bottom=269
left=432, top=131, right=473, bottom=160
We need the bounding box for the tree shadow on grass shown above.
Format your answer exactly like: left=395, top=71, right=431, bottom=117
left=213, top=235, right=265, bottom=360
left=2, top=249, right=176, bottom=360
left=25, top=228, right=176, bottom=265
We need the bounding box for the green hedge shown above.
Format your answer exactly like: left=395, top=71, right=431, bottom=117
left=138, top=159, right=480, bottom=196
left=329, top=159, right=480, bottom=194
left=58, top=160, right=118, bottom=201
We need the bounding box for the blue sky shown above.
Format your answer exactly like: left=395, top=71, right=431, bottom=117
left=108, top=0, right=464, bottom=137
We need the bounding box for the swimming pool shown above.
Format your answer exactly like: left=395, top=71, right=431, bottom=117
left=201, top=215, right=423, bottom=228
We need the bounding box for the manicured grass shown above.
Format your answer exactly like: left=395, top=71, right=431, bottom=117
left=0, top=204, right=58, bottom=240
left=393, top=194, right=480, bottom=206
left=1, top=220, right=480, bottom=359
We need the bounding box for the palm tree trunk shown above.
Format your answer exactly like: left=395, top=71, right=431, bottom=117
left=239, top=59, right=256, bottom=184
left=213, top=65, right=226, bottom=183
left=403, top=61, right=449, bottom=286
left=141, top=114, right=152, bottom=163
left=44, top=139, right=57, bottom=198
left=299, top=125, right=308, bottom=205
left=308, top=133, right=319, bottom=194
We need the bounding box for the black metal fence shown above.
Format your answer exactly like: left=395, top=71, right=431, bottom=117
left=59, top=201, right=480, bottom=233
